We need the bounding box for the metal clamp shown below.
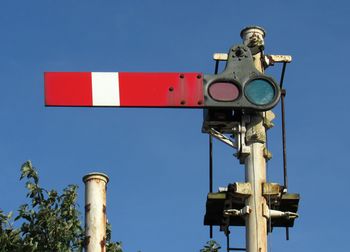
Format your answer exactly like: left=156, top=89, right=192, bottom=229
left=209, top=128, right=237, bottom=149
left=233, top=115, right=250, bottom=163
left=269, top=210, right=299, bottom=220
left=224, top=206, right=252, bottom=217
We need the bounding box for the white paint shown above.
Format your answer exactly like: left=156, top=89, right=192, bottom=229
left=245, top=141, right=267, bottom=252
left=91, top=72, right=120, bottom=106
left=241, top=26, right=268, bottom=252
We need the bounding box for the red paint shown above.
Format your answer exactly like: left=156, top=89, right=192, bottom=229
left=119, top=73, right=204, bottom=107
left=45, top=72, right=93, bottom=106
left=44, top=72, right=204, bottom=108
left=208, top=82, right=240, bottom=102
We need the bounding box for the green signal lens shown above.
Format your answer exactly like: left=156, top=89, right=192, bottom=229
left=245, top=79, right=275, bottom=106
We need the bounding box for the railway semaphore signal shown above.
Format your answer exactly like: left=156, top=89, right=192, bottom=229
left=44, top=26, right=300, bottom=252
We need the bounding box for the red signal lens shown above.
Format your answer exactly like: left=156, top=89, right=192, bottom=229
left=208, top=82, right=240, bottom=102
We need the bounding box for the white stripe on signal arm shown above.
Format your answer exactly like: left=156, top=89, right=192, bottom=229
left=91, top=72, right=120, bottom=106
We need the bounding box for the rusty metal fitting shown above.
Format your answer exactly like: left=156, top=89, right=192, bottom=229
left=240, top=26, right=266, bottom=54
left=83, top=172, right=109, bottom=184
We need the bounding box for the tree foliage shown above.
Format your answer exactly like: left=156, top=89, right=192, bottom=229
left=200, top=240, right=221, bottom=252
left=0, top=161, right=122, bottom=252
left=1, top=161, right=218, bottom=252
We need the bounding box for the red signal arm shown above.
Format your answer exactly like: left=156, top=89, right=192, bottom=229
left=45, top=72, right=204, bottom=108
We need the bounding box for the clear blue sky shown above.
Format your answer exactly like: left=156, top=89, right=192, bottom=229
left=0, top=0, right=349, bottom=251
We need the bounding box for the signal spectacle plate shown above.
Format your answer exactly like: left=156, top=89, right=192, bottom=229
left=245, top=79, right=276, bottom=106
left=208, top=82, right=240, bottom=102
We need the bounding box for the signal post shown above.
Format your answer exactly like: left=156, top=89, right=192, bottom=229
left=242, top=27, right=269, bottom=252
left=44, top=26, right=299, bottom=252
left=203, top=26, right=299, bottom=252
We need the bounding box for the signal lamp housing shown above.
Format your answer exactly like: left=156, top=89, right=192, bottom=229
left=203, top=44, right=280, bottom=112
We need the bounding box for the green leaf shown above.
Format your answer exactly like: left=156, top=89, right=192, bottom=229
left=20, top=161, right=32, bottom=180
left=20, top=160, right=39, bottom=184
left=7, top=211, right=13, bottom=220
left=26, top=182, right=36, bottom=192
left=200, top=240, right=221, bottom=252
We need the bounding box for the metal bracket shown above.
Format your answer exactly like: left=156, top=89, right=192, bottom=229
left=262, top=200, right=299, bottom=220
left=220, top=183, right=252, bottom=197
left=263, top=203, right=270, bottom=219
left=263, top=111, right=275, bottom=129
left=224, top=206, right=252, bottom=217
left=262, top=183, right=282, bottom=197
left=214, top=53, right=292, bottom=76
left=263, top=148, right=272, bottom=161
left=234, top=115, right=250, bottom=163
left=269, top=210, right=299, bottom=220
left=230, top=182, right=251, bottom=197
left=213, top=53, right=229, bottom=61
left=264, top=55, right=292, bottom=66
left=209, top=128, right=237, bottom=149
left=213, top=53, right=292, bottom=63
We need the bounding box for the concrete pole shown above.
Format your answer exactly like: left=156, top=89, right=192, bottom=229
left=83, top=172, right=109, bottom=252
left=241, top=26, right=268, bottom=252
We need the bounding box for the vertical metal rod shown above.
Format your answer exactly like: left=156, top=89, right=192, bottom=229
left=279, top=63, right=287, bottom=88
left=209, top=135, right=213, bottom=193
left=241, top=26, right=268, bottom=252
left=210, top=58, right=219, bottom=194
left=83, top=172, right=109, bottom=252
left=281, top=90, right=288, bottom=189
left=209, top=135, right=213, bottom=238
left=264, top=118, right=272, bottom=235
left=214, top=60, right=219, bottom=74
left=279, top=62, right=290, bottom=239
left=227, top=234, right=230, bottom=252
left=209, top=59, right=219, bottom=239
left=226, top=229, right=230, bottom=252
